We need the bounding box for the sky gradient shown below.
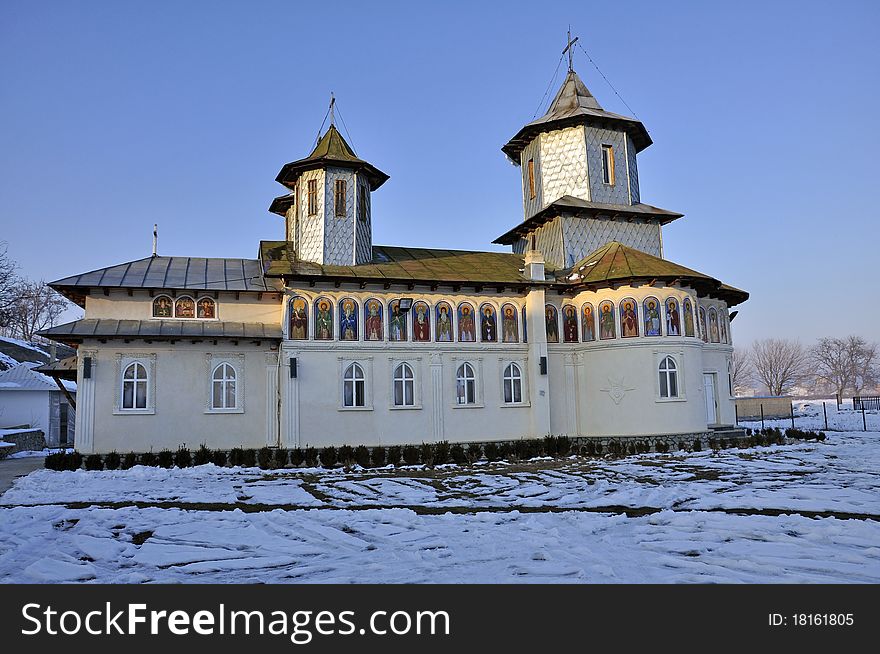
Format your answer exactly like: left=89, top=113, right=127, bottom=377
left=1, top=0, right=877, bottom=346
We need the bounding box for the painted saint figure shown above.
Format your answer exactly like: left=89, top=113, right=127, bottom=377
left=545, top=305, right=559, bottom=343
left=389, top=301, right=407, bottom=341
left=175, top=297, right=195, bottom=319
left=683, top=298, right=695, bottom=337
left=699, top=307, right=708, bottom=342
left=562, top=305, right=578, bottom=343
left=289, top=297, right=308, bottom=340
left=666, top=298, right=681, bottom=336
left=599, top=301, right=615, bottom=339
left=620, top=299, right=638, bottom=338
left=458, top=304, right=476, bottom=342
left=339, top=299, right=358, bottom=341
left=436, top=302, right=453, bottom=342
left=197, top=298, right=216, bottom=319
left=708, top=308, right=720, bottom=343
left=720, top=313, right=728, bottom=343
left=644, top=298, right=661, bottom=336
left=581, top=304, right=595, bottom=342
left=413, top=302, right=430, bottom=342
left=315, top=299, right=333, bottom=340
left=153, top=296, right=172, bottom=318
left=365, top=300, right=383, bottom=341
left=480, top=305, right=497, bottom=342
left=501, top=304, right=518, bottom=343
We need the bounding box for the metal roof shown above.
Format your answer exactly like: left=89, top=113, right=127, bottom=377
left=0, top=363, right=76, bottom=392
left=260, top=242, right=554, bottom=287
left=38, top=319, right=282, bottom=344
left=493, top=195, right=683, bottom=245
left=49, top=256, right=281, bottom=304
left=502, top=70, right=652, bottom=161
left=275, top=125, right=389, bottom=191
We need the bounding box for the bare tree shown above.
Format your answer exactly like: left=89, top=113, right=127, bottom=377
left=848, top=336, right=878, bottom=396
left=750, top=338, right=810, bottom=396
left=731, top=347, right=753, bottom=395
left=811, top=337, right=852, bottom=405
left=0, top=242, right=19, bottom=330
left=4, top=280, right=69, bottom=342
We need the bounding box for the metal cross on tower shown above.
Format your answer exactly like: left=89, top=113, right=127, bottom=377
left=562, top=27, right=579, bottom=73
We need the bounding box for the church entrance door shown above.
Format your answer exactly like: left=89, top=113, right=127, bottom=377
left=703, top=373, right=717, bottom=424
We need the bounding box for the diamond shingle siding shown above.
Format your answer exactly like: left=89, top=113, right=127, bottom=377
left=585, top=126, right=630, bottom=205
left=539, top=126, right=590, bottom=208
left=354, top=176, right=372, bottom=265
left=626, top=134, right=640, bottom=204
left=323, top=167, right=356, bottom=266
left=561, top=216, right=661, bottom=265
left=521, top=136, right=542, bottom=219
left=297, top=169, right=325, bottom=264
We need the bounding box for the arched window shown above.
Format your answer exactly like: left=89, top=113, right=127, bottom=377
left=503, top=362, right=523, bottom=404
left=393, top=362, right=415, bottom=406
left=121, top=362, right=148, bottom=410
left=152, top=295, right=173, bottom=318
left=197, top=297, right=216, bottom=319
left=501, top=303, right=519, bottom=343
left=175, top=296, right=195, bottom=319
left=343, top=363, right=365, bottom=408
left=211, top=363, right=237, bottom=409
left=339, top=298, right=359, bottom=341
left=456, top=362, right=476, bottom=405
left=659, top=356, right=679, bottom=399
left=289, top=296, right=309, bottom=340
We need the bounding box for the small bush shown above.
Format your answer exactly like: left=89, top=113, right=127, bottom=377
left=104, top=451, right=121, bottom=470
left=193, top=444, right=212, bottom=466
left=708, top=438, right=718, bottom=451
left=420, top=442, right=434, bottom=466
left=692, top=438, right=702, bottom=452
left=402, top=445, right=420, bottom=466
left=320, top=446, right=338, bottom=468
left=228, top=447, right=244, bottom=467
left=157, top=449, right=174, bottom=469
left=121, top=452, right=138, bottom=470
left=175, top=447, right=192, bottom=468
left=273, top=448, right=289, bottom=468
left=140, top=451, right=157, bottom=467
left=543, top=435, right=559, bottom=456
left=556, top=436, right=572, bottom=457
left=353, top=445, right=370, bottom=468
left=678, top=440, right=687, bottom=451
left=257, top=447, right=273, bottom=470
left=290, top=448, right=305, bottom=466
left=498, top=442, right=511, bottom=460
left=386, top=445, right=402, bottom=467
left=584, top=441, right=596, bottom=456
left=241, top=449, right=257, bottom=468
left=433, top=441, right=450, bottom=465
left=211, top=449, right=228, bottom=467
left=466, top=443, right=483, bottom=463
left=371, top=445, right=387, bottom=467
left=44, top=452, right=63, bottom=470
left=304, top=447, right=319, bottom=467
left=484, top=442, right=500, bottom=462
left=84, top=454, right=103, bottom=471
left=450, top=443, right=467, bottom=465
left=817, top=431, right=826, bottom=441
left=655, top=440, right=669, bottom=453
left=337, top=445, right=354, bottom=466
left=626, top=442, right=637, bottom=455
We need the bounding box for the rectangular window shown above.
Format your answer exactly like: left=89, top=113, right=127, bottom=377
left=358, top=185, right=368, bottom=222
left=335, top=179, right=347, bottom=217
left=307, top=179, right=318, bottom=216
left=601, top=145, right=615, bottom=185
left=527, top=158, right=536, bottom=199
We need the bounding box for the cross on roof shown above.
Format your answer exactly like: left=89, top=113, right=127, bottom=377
left=562, top=27, right=579, bottom=73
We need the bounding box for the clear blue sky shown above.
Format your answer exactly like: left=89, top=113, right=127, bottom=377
left=1, top=0, right=877, bottom=346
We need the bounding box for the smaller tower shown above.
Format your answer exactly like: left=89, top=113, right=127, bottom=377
left=270, top=124, right=388, bottom=266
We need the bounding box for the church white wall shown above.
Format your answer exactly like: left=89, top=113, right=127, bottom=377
left=84, top=291, right=282, bottom=324
left=77, top=341, right=276, bottom=454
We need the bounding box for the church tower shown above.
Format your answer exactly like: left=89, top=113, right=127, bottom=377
left=494, top=65, right=682, bottom=268
left=270, top=123, right=389, bottom=266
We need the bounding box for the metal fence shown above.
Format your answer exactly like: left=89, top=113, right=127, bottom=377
left=853, top=396, right=880, bottom=411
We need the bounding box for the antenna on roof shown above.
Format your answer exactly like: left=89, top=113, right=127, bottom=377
left=562, top=26, right=579, bottom=73
left=329, top=92, right=335, bottom=126
left=152, top=224, right=158, bottom=257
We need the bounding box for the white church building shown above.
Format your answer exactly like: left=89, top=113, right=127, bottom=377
left=42, top=65, right=747, bottom=454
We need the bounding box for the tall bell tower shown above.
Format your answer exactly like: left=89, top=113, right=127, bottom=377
left=269, top=121, right=389, bottom=266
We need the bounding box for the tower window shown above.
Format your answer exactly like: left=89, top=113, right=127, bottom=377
left=358, top=185, right=367, bottom=222
left=527, top=158, right=536, bottom=199
left=307, top=179, right=318, bottom=216
left=601, top=145, right=615, bottom=185
left=335, top=179, right=347, bottom=217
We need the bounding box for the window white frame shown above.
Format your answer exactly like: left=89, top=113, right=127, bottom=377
left=211, top=363, right=237, bottom=410
left=114, top=353, right=156, bottom=415
left=392, top=362, right=415, bottom=407
left=502, top=362, right=524, bottom=405
left=654, top=351, right=686, bottom=402
left=122, top=362, right=148, bottom=410
left=455, top=362, right=476, bottom=406
left=205, top=353, right=245, bottom=414
left=658, top=356, right=679, bottom=399
left=342, top=362, right=367, bottom=409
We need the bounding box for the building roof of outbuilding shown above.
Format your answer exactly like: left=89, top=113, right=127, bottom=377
left=38, top=319, right=282, bottom=345
left=274, top=125, right=389, bottom=191
left=502, top=70, right=652, bottom=161
left=493, top=195, right=683, bottom=245
left=0, top=363, right=75, bottom=392
left=260, top=242, right=554, bottom=288
left=49, top=256, right=282, bottom=306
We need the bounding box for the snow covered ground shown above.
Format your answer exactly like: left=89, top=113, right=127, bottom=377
left=0, top=405, right=877, bottom=583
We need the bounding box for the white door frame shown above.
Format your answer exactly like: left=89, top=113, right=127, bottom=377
left=703, top=372, right=718, bottom=425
